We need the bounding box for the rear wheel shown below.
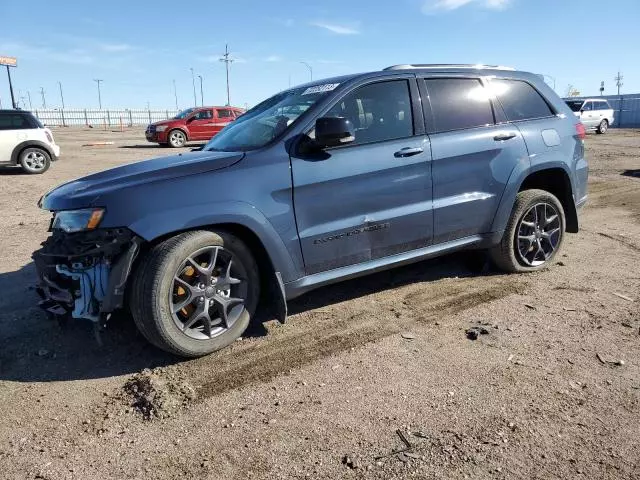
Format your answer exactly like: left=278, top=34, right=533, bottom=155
left=167, top=129, right=187, bottom=148
left=597, top=119, right=609, bottom=134
left=19, top=147, right=50, bottom=174
left=130, top=230, right=260, bottom=357
left=490, top=189, right=565, bottom=273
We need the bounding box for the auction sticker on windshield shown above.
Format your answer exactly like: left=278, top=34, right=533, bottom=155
left=302, top=83, right=340, bottom=95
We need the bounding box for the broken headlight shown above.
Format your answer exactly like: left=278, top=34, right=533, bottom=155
left=51, top=208, right=105, bottom=233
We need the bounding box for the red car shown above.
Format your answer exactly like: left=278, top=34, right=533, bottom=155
left=145, top=106, right=243, bottom=148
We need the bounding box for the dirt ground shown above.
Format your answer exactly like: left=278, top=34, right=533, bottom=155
left=0, top=128, right=639, bottom=480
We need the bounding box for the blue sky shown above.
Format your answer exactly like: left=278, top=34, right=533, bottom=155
left=1, top=0, right=639, bottom=110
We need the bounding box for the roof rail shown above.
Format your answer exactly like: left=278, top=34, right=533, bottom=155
left=383, top=64, right=516, bottom=71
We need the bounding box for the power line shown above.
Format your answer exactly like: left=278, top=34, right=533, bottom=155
left=219, top=44, right=234, bottom=106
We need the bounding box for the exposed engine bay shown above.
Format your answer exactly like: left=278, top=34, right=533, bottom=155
left=33, top=228, right=142, bottom=325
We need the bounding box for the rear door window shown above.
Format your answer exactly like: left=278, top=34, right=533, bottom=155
left=490, top=79, right=554, bottom=121
left=217, top=109, right=234, bottom=118
left=423, top=78, right=494, bottom=133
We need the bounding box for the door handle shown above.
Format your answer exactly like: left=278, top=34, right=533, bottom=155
left=394, top=147, right=424, bottom=158
left=493, top=132, right=517, bottom=142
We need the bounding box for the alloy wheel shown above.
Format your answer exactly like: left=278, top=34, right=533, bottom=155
left=169, top=246, right=248, bottom=340
left=169, top=131, right=185, bottom=147
left=24, top=151, right=46, bottom=171
left=516, top=202, right=562, bottom=267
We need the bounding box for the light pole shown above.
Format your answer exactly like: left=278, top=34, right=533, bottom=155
left=172, top=79, right=178, bottom=110
left=93, top=79, right=103, bottom=109
left=40, top=87, right=46, bottom=108
left=27, top=91, right=32, bottom=110
left=198, top=75, right=204, bottom=106
left=300, top=61, right=312, bottom=81
left=219, top=44, right=234, bottom=106
left=58, top=81, right=65, bottom=109
left=190, top=68, right=197, bottom=106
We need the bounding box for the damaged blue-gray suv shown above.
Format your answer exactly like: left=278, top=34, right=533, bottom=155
left=34, top=64, right=588, bottom=357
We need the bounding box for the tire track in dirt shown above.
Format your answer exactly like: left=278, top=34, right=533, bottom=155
left=188, top=276, right=527, bottom=400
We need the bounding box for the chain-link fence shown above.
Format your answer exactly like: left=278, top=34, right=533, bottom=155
left=32, top=109, right=181, bottom=127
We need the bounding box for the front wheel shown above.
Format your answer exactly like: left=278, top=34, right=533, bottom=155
left=490, top=189, right=566, bottom=273
left=597, top=119, right=609, bottom=134
left=130, top=230, right=260, bottom=357
left=167, top=129, right=187, bottom=148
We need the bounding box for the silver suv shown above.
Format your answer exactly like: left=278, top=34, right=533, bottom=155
left=565, top=98, right=614, bottom=134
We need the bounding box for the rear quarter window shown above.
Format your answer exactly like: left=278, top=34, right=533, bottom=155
left=491, top=79, right=554, bottom=121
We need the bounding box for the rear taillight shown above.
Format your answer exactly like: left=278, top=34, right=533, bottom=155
left=575, top=123, right=586, bottom=140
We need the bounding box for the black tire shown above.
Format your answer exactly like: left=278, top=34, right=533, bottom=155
left=489, top=189, right=566, bottom=273
left=130, top=230, right=260, bottom=357
left=19, top=147, right=51, bottom=174
left=167, top=129, right=187, bottom=148
left=596, top=119, right=608, bottom=134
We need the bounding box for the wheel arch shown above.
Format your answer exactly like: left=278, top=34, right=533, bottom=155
left=492, top=164, right=579, bottom=234
left=128, top=202, right=301, bottom=284
left=168, top=127, right=189, bottom=141
left=10, top=140, right=55, bottom=165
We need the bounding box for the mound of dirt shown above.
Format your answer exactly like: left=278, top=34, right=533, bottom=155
left=123, top=368, right=196, bottom=420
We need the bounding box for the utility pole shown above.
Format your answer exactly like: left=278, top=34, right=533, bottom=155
left=5, top=65, right=16, bottom=109
left=615, top=71, right=623, bottom=95
left=93, top=79, right=103, bottom=109
left=172, top=79, right=178, bottom=110
left=300, top=61, right=313, bottom=81
left=40, top=87, right=46, bottom=108
left=219, top=44, right=234, bottom=106
left=58, top=81, right=65, bottom=109
left=27, top=91, right=32, bottom=110
left=198, top=75, right=204, bottom=106
left=190, top=68, right=197, bottom=106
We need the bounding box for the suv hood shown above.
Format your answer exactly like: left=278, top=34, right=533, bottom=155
left=151, top=119, right=180, bottom=127
left=40, top=150, right=244, bottom=211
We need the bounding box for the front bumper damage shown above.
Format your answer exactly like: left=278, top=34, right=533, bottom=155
left=32, top=228, right=142, bottom=326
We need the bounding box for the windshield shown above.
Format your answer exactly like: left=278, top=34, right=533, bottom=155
left=565, top=101, right=584, bottom=112
left=174, top=108, right=197, bottom=119
left=204, top=84, right=340, bottom=152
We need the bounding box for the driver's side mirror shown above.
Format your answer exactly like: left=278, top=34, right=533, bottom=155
left=186, top=116, right=196, bottom=123
left=315, top=117, right=355, bottom=148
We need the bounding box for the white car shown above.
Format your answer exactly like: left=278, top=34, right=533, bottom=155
left=0, top=109, right=61, bottom=174
left=565, top=99, right=614, bottom=134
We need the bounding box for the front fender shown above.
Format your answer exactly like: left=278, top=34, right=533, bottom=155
left=128, top=200, right=301, bottom=283
left=490, top=161, right=575, bottom=233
